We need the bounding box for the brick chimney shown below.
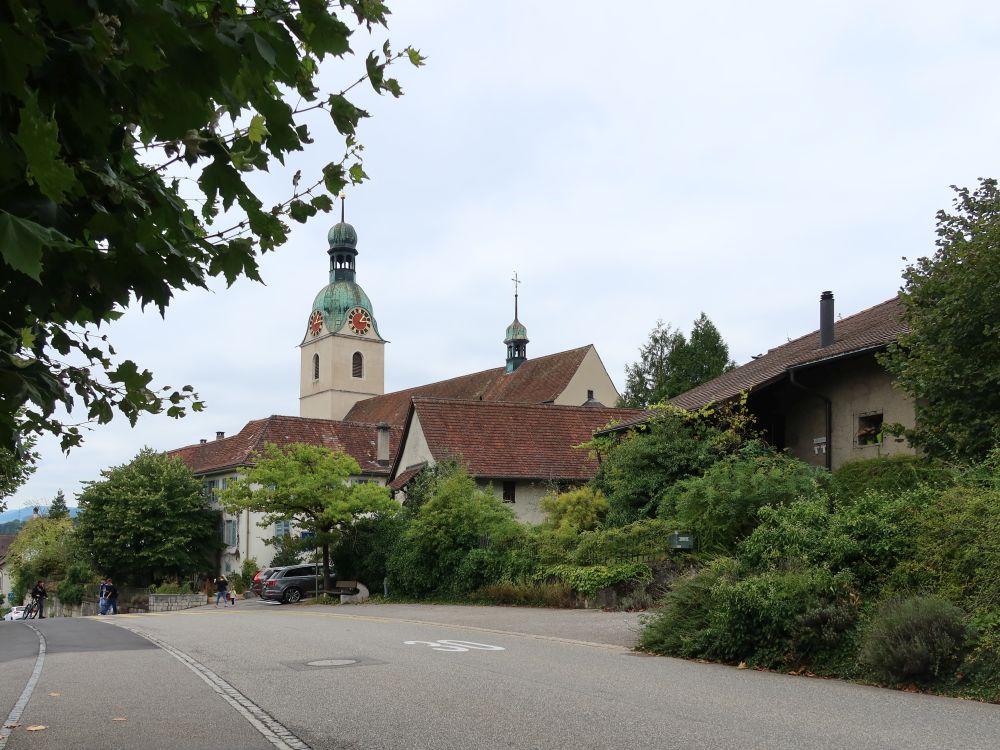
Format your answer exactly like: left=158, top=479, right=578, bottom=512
left=820, top=291, right=834, bottom=348
left=376, top=422, right=390, bottom=464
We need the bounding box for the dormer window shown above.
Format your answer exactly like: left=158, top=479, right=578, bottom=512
left=312, top=353, right=320, bottom=381
left=352, top=351, right=363, bottom=378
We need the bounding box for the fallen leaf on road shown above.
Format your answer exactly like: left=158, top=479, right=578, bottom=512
left=26, top=725, right=47, bottom=731
left=48, top=692, right=61, bottom=697
left=112, top=717, right=128, bottom=722
left=736, top=662, right=747, bottom=670
left=3, top=723, right=19, bottom=729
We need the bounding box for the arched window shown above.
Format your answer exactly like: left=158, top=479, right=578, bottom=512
left=352, top=351, right=363, bottom=378
left=312, top=353, right=320, bottom=380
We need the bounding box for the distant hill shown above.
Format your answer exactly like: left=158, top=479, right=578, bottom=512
left=0, top=505, right=79, bottom=524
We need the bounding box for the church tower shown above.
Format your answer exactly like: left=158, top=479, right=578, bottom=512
left=299, top=200, right=386, bottom=420
left=504, top=273, right=529, bottom=373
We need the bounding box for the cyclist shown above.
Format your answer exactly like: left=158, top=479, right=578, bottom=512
left=29, top=580, right=47, bottom=619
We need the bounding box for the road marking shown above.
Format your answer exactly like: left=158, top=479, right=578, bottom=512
left=106, top=622, right=311, bottom=750
left=0, top=624, right=47, bottom=749
left=404, top=639, right=506, bottom=652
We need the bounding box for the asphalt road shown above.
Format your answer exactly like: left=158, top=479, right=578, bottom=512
left=2, top=600, right=999, bottom=749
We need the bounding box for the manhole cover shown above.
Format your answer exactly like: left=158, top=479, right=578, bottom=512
left=306, top=659, right=357, bottom=667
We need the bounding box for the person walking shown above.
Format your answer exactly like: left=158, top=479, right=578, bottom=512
left=105, top=577, right=119, bottom=615
left=30, top=580, right=47, bottom=619
left=215, top=575, right=229, bottom=607
left=98, top=578, right=109, bottom=615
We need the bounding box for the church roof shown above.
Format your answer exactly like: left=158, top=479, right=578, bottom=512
left=166, top=415, right=402, bottom=477
left=345, top=345, right=596, bottom=426
left=391, top=398, right=645, bottom=483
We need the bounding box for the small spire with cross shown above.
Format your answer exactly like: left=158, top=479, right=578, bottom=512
left=511, top=272, right=521, bottom=319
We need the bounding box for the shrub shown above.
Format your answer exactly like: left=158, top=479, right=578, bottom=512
left=386, top=468, right=528, bottom=597
left=332, top=512, right=409, bottom=588
left=639, top=558, right=731, bottom=657
left=861, top=596, right=973, bottom=683
left=592, top=406, right=742, bottom=525
left=539, top=486, right=608, bottom=533
left=662, top=441, right=829, bottom=552
left=55, top=562, right=93, bottom=607
left=888, top=483, right=1000, bottom=615
left=240, top=557, right=259, bottom=585
left=572, top=519, right=675, bottom=565
left=639, top=558, right=857, bottom=667
left=472, top=580, right=574, bottom=608
left=542, top=562, right=652, bottom=597
left=832, top=455, right=954, bottom=505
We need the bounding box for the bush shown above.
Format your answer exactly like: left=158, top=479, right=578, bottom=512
left=542, top=562, right=652, bottom=597
left=592, top=406, right=743, bottom=525
left=662, top=441, right=829, bottom=552
left=832, top=456, right=954, bottom=504
left=472, top=580, right=574, bottom=607
left=539, top=486, right=608, bottom=533
left=861, top=596, right=974, bottom=683
left=240, top=557, right=259, bottom=584
left=888, top=483, right=1000, bottom=615
left=572, top=519, right=675, bottom=565
left=639, top=558, right=857, bottom=667
left=55, top=562, right=94, bottom=607
left=333, top=512, right=409, bottom=588
left=386, top=468, right=528, bottom=597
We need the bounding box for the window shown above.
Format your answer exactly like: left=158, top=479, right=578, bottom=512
left=587, top=389, right=594, bottom=400
left=312, top=353, right=320, bottom=380
left=857, top=412, right=884, bottom=446
left=203, top=479, right=217, bottom=499
left=274, top=520, right=291, bottom=538
left=223, top=519, right=238, bottom=546
left=352, top=351, right=363, bottom=378
left=502, top=481, right=516, bottom=503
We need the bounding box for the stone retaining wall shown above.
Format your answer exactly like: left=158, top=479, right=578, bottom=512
left=149, top=593, right=209, bottom=612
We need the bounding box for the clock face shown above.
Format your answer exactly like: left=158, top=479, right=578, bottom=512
left=347, top=307, right=372, bottom=335
left=307, top=310, right=324, bottom=337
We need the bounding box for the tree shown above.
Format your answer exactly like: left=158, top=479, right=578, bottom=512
left=7, top=513, right=76, bottom=584
left=48, top=489, right=69, bottom=519
left=75, top=448, right=220, bottom=585
left=0, top=2, right=424, bottom=456
left=619, top=314, right=734, bottom=408
left=0, top=429, right=38, bottom=512
left=220, top=442, right=398, bottom=591
left=880, top=179, right=1000, bottom=461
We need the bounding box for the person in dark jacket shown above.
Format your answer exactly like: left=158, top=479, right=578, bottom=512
left=215, top=576, right=229, bottom=607
left=30, top=581, right=47, bottom=618
left=105, top=578, right=119, bottom=615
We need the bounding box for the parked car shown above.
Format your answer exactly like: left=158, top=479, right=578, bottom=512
left=3, top=606, right=26, bottom=621
left=261, top=564, right=330, bottom=603
left=251, top=567, right=281, bottom=597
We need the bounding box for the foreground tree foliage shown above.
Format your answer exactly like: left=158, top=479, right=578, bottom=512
left=0, top=1, right=423, bottom=455
left=76, top=448, right=220, bottom=585
left=881, top=178, right=1000, bottom=461
left=619, top=313, right=734, bottom=408
left=220, top=442, right=398, bottom=590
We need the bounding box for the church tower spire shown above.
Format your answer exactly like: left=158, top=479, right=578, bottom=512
left=504, top=272, right=529, bottom=373
left=299, top=195, right=386, bottom=420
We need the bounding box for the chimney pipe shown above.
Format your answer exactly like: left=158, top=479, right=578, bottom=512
left=376, top=422, right=390, bottom=464
left=200, top=439, right=207, bottom=445
left=820, top=291, right=834, bottom=347
left=215, top=431, right=225, bottom=440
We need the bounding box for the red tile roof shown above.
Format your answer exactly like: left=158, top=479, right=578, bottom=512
left=388, top=463, right=427, bottom=492
left=392, top=398, right=645, bottom=482
left=344, top=345, right=595, bottom=426
left=670, top=295, right=906, bottom=411
left=166, top=415, right=402, bottom=477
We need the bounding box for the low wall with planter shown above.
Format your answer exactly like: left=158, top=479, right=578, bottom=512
left=148, top=593, right=208, bottom=612
left=36, top=590, right=209, bottom=617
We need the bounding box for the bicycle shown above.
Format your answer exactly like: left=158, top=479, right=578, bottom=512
left=21, top=598, right=39, bottom=619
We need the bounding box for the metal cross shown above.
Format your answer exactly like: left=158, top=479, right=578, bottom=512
left=511, top=272, right=521, bottom=296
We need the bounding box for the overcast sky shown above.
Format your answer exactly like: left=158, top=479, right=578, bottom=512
left=10, top=0, right=1000, bottom=510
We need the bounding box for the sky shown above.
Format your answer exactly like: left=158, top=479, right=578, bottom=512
left=10, top=0, right=1000, bottom=510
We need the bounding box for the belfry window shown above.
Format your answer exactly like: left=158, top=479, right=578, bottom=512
left=352, top=352, right=363, bottom=378
left=312, top=353, right=320, bottom=381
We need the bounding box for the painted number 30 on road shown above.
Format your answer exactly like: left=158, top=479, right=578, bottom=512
left=403, top=639, right=506, bottom=652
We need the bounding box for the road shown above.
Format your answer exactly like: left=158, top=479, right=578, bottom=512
left=1, top=599, right=999, bottom=749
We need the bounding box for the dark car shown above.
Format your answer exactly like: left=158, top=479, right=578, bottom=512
left=261, top=564, right=329, bottom=603
left=251, top=567, right=281, bottom=597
